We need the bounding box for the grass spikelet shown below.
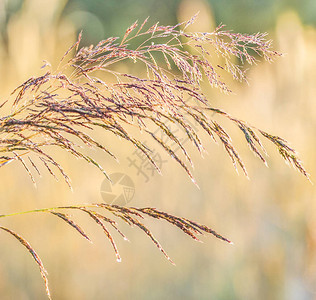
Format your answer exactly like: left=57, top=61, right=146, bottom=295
left=13, top=151, right=36, bottom=186
left=147, top=131, right=195, bottom=183
left=135, top=207, right=233, bottom=244
left=259, top=130, right=310, bottom=180
left=119, top=211, right=175, bottom=265
left=79, top=208, right=121, bottom=262
left=50, top=212, right=92, bottom=243
left=212, top=121, right=248, bottom=177
left=0, top=226, right=51, bottom=299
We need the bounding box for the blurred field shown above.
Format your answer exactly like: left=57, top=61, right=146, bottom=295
left=0, top=1, right=316, bottom=299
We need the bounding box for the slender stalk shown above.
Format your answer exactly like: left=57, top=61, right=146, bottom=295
left=0, top=204, right=97, bottom=218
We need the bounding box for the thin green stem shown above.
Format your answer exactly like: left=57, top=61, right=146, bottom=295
left=0, top=204, right=99, bottom=219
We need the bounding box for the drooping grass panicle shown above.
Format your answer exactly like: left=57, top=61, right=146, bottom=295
left=0, top=202, right=232, bottom=298
left=0, top=16, right=308, bottom=186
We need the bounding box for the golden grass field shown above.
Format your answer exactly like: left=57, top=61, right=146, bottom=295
left=0, top=1, right=315, bottom=299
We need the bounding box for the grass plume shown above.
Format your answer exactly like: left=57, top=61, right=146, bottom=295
left=0, top=15, right=310, bottom=298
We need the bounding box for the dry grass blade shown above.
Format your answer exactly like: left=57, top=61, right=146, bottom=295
left=0, top=226, right=51, bottom=299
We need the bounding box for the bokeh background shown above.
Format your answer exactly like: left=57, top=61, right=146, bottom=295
left=0, top=0, right=316, bottom=299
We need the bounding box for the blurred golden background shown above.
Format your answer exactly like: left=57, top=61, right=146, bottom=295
left=0, top=0, right=315, bottom=299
